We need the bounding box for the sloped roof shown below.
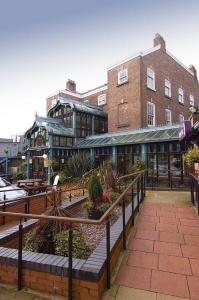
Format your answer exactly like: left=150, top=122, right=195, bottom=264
left=48, top=98, right=107, bottom=118
left=25, top=116, right=74, bottom=137
left=76, top=124, right=180, bottom=148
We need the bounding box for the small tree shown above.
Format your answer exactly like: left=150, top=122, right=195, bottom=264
left=88, top=174, right=103, bottom=202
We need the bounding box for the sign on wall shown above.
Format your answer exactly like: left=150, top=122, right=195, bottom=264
left=179, top=120, right=192, bottom=142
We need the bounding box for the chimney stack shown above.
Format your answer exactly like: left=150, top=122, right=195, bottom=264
left=153, top=33, right=166, bottom=51
left=189, top=65, right=198, bottom=80
left=66, top=79, right=76, bottom=92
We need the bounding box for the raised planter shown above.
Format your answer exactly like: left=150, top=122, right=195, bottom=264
left=0, top=202, right=135, bottom=300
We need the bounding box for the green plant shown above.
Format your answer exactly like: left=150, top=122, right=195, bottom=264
left=63, top=154, right=92, bottom=180
left=54, top=227, right=93, bottom=259
left=99, top=202, right=111, bottom=214
left=88, top=174, right=103, bottom=202
left=132, top=159, right=146, bottom=171
left=184, top=147, right=199, bottom=167
left=109, top=191, right=120, bottom=202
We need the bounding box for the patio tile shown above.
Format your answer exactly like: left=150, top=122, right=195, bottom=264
left=116, top=287, right=156, bottom=300
left=127, top=251, right=158, bottom=269
left=177, top=207, right=196, bottom=214
left=135, top=229, right=159, bottom=241
left=156, top=223, right=178, bottom=233
left=178, top=225, right=199, bottom=236
left=128, top=238, right=154, bottom=253
left=180, top=218, right=199, bottom=227
left=154, top=241, right=182, bottom=256
left=176, top=213, right=196, bottom=220
left=140, top=210, right=157, bottom=217
left=182, top=245, right=199, bottom=259
left=159, top=232, right=184, bottom=244
left=187, top=276, right=199, bottom=300
left=136, top=221, right=156, bottom=231
left=157, top=211, right=176, bottom=218
left=138, top=216, right=159, bottom=224
left=190, top=258, right=199, bottom=277
left=151, top=270, right=190, bottom=298
left=158, top=254, right=192, bottom=275
left=159, top=217, right=180, bottom=225
left=157, top=294, right=190, bottom=300
left=115, top=265, right=151, bottom=290
left=184, top=234, right=199, bottom=246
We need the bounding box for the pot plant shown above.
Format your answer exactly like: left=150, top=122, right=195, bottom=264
left=184, top=147, right=199, bottom=175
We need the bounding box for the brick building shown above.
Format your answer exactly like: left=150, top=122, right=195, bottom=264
left=46, top=34, right=199, bottom=133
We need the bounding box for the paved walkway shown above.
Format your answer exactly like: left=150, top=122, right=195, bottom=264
left=105, top=191, right=199, bottom=300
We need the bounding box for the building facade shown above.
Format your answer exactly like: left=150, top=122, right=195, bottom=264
left=24, top=34, right=199, bottom=187
left=46, top=34, right=199, bottom=132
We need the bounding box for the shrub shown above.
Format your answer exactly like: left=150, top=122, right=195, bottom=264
left=63, top=154, right=92, bottom=180
left=88, top=174, right=103, bottom=202
left=184, top=147, right=199, bottom=167
left=54, top=227, right=93, bottom=259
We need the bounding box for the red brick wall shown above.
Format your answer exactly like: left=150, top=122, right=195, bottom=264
left=107, top=56, right=142, bottom=132
left=141, top=48, right=199, bottom=127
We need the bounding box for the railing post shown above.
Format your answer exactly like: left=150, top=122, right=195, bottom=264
left=68, top=224, right=73, bottom=300
left=137, top=179, right=140, bottom=212
left=18, top=219, right=23, bottom=291
left=131, top=187, right=134, bottom=226
left=83, top=189, right=85, bottom=196
left=191, top=177, right=194, bottom=206
left=106, top=219, right=110, bottom=289
left=24, top=202, right=28, bottom=222
left=69, top=192, right=72, bottom=202
left=143, top=174, right=146, bottom=198
left=45, top=191, right=48, bottom=208
left=141, top=176, right=144, bottom=202
left=2, top=199, right=6, bottom=225
left=122, top=198, right=126, bottom=250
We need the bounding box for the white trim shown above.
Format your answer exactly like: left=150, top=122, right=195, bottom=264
left=107, top=45, right=161, bottom=70
left=166, top=50, right=194, bottom=76
left=147, top=101, right=156, bottom=127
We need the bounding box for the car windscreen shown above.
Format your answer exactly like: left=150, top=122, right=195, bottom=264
left=0, top=178, right=11, bottom=188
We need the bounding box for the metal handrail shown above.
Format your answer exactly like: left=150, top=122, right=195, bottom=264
left=0, top=169, right=147, bottom=300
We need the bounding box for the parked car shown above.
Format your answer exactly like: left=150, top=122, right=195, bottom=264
left=0, top=177, right=27, bottom=201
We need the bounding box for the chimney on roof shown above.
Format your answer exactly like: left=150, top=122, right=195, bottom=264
left=66, top=79, right=76, bottom=92
left=189, top=65, right=198, bottom=80
left=153, top=33, right=166, bottom=51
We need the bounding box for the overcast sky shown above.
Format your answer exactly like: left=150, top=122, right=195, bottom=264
left=0, top=0, right=199, bottom=138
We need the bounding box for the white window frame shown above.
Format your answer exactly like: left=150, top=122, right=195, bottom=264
left=190, top=94, right=194, bottom=106
left=165, top=109, right=172, bottom=125
left=178, top=88, right=184, bottom=104
left=147, top=68, right=155, bottom=90
left=147, top=102, right=155, bottom=126
left=165, top=79, right=171, bottom=97
left=98, top=94, right=106, bottom=106
left=118, top=69, right=128, bottom=85
left=179, top=114, right=184, bottom=123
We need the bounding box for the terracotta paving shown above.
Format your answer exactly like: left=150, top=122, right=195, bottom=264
left=113, top=191, right=199, bottom=300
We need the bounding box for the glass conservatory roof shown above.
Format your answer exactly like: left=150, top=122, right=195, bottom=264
left=48, top=98, right=107, bottom=117
left=25, top=116, right=74, bottom=137
left=76, top=124, right=180, bottom=148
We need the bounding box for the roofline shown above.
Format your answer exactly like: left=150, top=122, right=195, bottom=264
left=166, top=50, right=194, bottom=76
left=85, top=123, right=180, bottom=140
left=47, top=84, right=107, bottom=100
left=75, top=136, right=179, bottom=149
left=107, top=45, right=161, bottom=70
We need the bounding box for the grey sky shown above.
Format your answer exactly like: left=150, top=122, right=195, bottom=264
left=0, top=0, right=199, bottom=138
